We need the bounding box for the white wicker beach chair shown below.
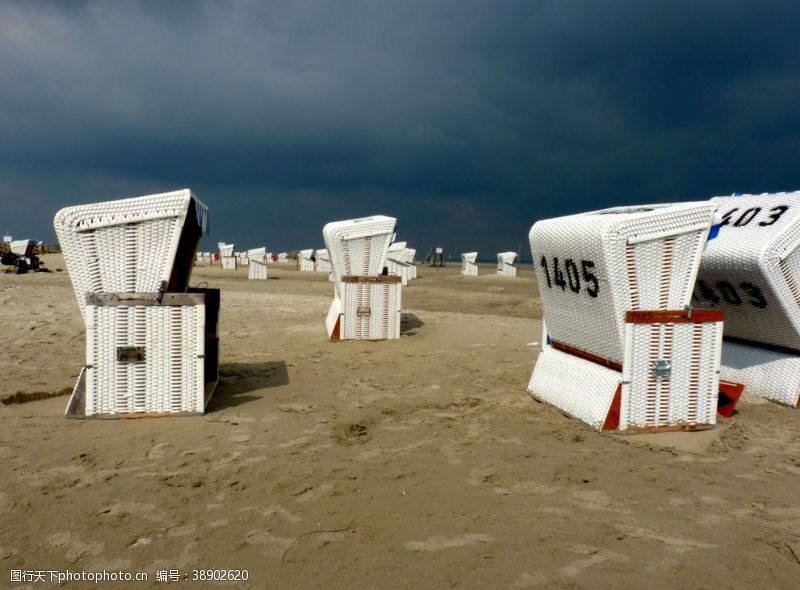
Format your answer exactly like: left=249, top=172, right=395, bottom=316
left=315, top=248, right=331, bottom=273
left=299, top=249, right=316, bottom=271
left=527, top=202, right=741, bottom=432
left=322, top=215, right=402, bottom=340
left=247, top=247, right=268, bottom=280
left=696, top=191, right=800, bottom=407
left=278, top=252, right=288, bottom=263
left=405, top=248, right=418, bottom=280
left=497, top=251, right=518, bottom=277
left=218, top=242, right=236, bottom=269
left=387, top=241, right=412, bottom=285
left=53, top=189, right=219, bottom=418
left=461, top=252, right=479, bottom=276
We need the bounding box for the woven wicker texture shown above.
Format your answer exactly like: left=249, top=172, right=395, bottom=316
left=720, top=340, right=800, bottom=406
left=322, top=215, right=400, bottom=340
left=315, top=249, right=332, bottom=273
left=54, top=189, right=207, bottom=323
left=461, top=252, right=479, bottom=276
left=621, top=320, right=720, bottom=430
left=528, top=347, right=621, bottom=429
left=340, top=283, right=402, bottom=340
left=497, top=252, right=518, bottom=277
left=84, top=303, right=205, bottom=415
left=248, top=259, right=268, bottom=280
left=697, top=192, right=800, bottom=351
left=221, top=256, right=236, bottom=270
left=218, top=243, right=234, bottom=257
left=530, top=202, right=715, bottom=363
left=322, top=216, right=396, bottom=281
left=299, top=249, right=316, bottom=271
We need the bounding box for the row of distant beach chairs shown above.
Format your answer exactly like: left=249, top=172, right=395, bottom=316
left=461, top=251, right=520, bottom=277
left=53, top=189, right=800, bottom=436
left=198, top=244, right=418, bottom=285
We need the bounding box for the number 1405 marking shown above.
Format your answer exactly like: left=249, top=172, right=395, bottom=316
left=540, top=256, right=599, bottom=298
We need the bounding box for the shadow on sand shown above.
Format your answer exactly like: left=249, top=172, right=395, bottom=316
left=207, top=361, right=289, bottom=411
left=401, top=312, right=424, bottom=336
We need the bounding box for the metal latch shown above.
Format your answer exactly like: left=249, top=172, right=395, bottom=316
left=117, top=346, right=146, bottom=363
left=651, top=360, right=672, bottom=380
left=356, top=305, right=371, bottom=317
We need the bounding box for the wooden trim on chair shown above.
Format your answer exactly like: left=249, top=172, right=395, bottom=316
left=626, top=309, right=724, bottom=324
left=341, top=275, right=402, bottom=284
left=550, top=340, right=623, bottom=372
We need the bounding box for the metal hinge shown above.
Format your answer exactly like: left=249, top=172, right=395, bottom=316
left=651, top=360, right=672, bottom=380
left=117, top=346, right=146, bottom=363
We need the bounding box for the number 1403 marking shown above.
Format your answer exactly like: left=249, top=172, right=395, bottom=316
left=540, top=256, right=599, bottom=298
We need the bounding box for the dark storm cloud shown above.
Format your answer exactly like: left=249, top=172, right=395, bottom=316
left=2, top=1, right=800, bottom=257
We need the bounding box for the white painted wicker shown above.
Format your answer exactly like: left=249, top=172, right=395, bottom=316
left=497, top=252, right=518, bottom=277
left=322, top=215, right=401, bottom=340
left=719, top=341, right=800, bottom=406
left=405, top=248, right=417, bottom=279
left=527, top=202, right=727, bottom=432
left=387, top=243, right=412, bottom=285
left=530, top=202, right=716, bottom=363
left=339, top=282, right=402, bottom=339
left=278, top=252, right=288, bottom=263
left=529, top=310, right=723, bottom=431
left=299, top=249, right=315, bottom=271
left=221, top=256, right=237, bottom=270
left=248, top=259, right=268, bottom=280
left=218, top=242, right=234, bottom=257
left=53, top=188, right=209, bottom=322
left=315, top=248, right=331, bottom=273
left=461, top=252, right=479, bottom=276
left=84, top=300, right=205, bottom=415
left=247, top=247, right=267, bottom=264
left=696, top=191, right=800, bottom=406
left=322, top=215, right=397, bottom=282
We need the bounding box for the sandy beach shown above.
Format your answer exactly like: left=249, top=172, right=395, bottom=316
left=2, top=255, right=799, bottom=589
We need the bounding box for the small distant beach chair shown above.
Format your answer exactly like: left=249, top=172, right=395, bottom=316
left=247, top=247, right=268, bottom=280
left=696, top=191, right=800, bottom=407
left=219, top=242, right=236, bottom=269
left=387, top=241, right=412, bottom=285
left=315, top=248, right=331, bottom=274
left=53, top=189, right=219, bottom=418
left=405, top=248, right=417, bottom=280
left=277, top=252, right=288, bottom=263
left=235, top=251, right=249, bottom=266
left=323, top=215, right=402, bottom=340
left=299, top=249, right=316, bottom=271
left=527, top=202, right=742, bottom=432
left=497, top=252, right=518, bottom=277
left=462, top=252, right=479, bottom=276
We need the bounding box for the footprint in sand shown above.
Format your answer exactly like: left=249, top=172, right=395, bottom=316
left=558, top=545, right=630, bottom=577
left=230, top=432, right=252, bottom=443
left=245, top=530, right=294, bottom=559
left=404, top=534, right=493, bottom=552
left=47, top=532, right=104, bottom=564
left=146, top=442, right=172, bottom=459
left=513, top=572, right=550, bottom=587
left=279, top=403, right=317, bottom=414
left=98, top=502, right=167, bottom=523
left=0, top=493, right=14, bottom=513
left=294, top=484, right=334, bottom=504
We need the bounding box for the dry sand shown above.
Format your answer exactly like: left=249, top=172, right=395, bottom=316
left=1, top=255, right=799, bottom=589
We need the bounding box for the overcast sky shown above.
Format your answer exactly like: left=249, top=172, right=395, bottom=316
left=2, top=1, right=800, bottom=259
